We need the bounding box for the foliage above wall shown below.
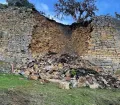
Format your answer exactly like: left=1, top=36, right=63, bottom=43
left=115, top=12, right=120, bottom=20
left=55, top=0, right=98, bottom=23
left=6, top=0, right=35, bottom=9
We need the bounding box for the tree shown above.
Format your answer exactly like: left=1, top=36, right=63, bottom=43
left=6, top=0, right=34, bottom=8
left=55, top=0, right=98, bottom=23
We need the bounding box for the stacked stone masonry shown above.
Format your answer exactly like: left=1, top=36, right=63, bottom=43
left=0, top=7, right=120, bottom=73
left=0, top=7, right=36, bottom=67
left=82, top=16, right=120, bottom=72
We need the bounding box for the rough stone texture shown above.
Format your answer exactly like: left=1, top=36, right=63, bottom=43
left=0, top=7, right=35, bottom=70
left=16, top=52, right=120, bottom=89
left=0, top=7, right=120, bottom=73
left=71, top=25, right=91, bottom=55
left=30, top=12, right=67, bottom=55
left=82, top=16, right=120, bottom=73
left=0, top=61, right=11, bottom=73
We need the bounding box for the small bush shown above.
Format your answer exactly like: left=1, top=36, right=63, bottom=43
left=0, top=4, right=8, bottom=9
left=70, top=69, right=76, bottom=77
left=115, top=12, right=120, bottom=20
left=6, top=0, right=35, bottom=9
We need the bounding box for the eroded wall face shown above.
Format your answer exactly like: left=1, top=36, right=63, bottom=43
left=82, top=16, right=120, bottom=72
left=30, top=13, right=67, bottom=56
left=0, top=7, right=35, bottom=67
left=30, top=21, right=91, bottom=57
left=0, top=7, right=120, bottom=73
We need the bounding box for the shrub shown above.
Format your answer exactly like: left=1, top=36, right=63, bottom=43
left=115, top=12, right=120, bottom=20
left=6, top=0, right=34, bottom=8
left=0, top=4, right=8, bottom=9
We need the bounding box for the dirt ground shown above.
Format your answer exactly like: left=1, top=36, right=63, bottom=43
left=0, top=89, right=45, bottom=105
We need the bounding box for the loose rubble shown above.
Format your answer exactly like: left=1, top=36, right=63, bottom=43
left=14, top=52, right=120, bottom=89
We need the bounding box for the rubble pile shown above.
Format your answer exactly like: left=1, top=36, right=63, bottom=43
left=15, top=52, right=120, bottom=89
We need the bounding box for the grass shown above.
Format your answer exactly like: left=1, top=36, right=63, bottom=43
left=0, top=73, right=120, bottom=105
left=0, top=73, right=29, bottom=89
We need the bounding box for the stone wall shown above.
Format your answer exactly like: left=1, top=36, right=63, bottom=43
left=30, top=12, right=68, bottom=56
left=0, top=7, right=35, bottom=69
left=82, top=16, right=120, bottom=73
left=30, top=15, right=91, bottom=56
left=0, top=7, right=120, bottom=73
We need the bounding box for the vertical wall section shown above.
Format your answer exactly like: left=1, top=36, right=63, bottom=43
left=82, top=16, right=120, bottom=72
left=0, top=7, right=36, bottom=68
left=0, top=7, right=120, bottom=73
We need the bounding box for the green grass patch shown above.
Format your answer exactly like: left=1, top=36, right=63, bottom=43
left=0, top=73, right=30, bottom=89
left=0, top=73, right=120, bottom=105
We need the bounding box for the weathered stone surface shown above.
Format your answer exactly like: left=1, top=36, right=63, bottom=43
left=77, top=77, right=86, bottom=87
left=58, top=81, right=70, bottom=89
left=29, top=75, right=38, bottom=80
left=17, top=53, right=120, bottom=89
left=82, top=16, right=120, bottom=72
left=0, top=7, right=35, bottom=71
left=0, top=7, right=120, bottom=75
left=89, top=83, right=99, bottom=89
left=0, top=61, right=11, bottom=73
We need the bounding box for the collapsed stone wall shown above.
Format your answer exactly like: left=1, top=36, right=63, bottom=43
left=30, top=15, right=91, bottom=57
left=0, top=7, right=120, bottom=73
left=82, top=16, right=120, bottom=72
left=30, top=12, right=67, bottom=56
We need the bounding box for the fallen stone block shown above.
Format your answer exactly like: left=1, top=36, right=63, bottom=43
left=29, top=75, right=38, bottom=80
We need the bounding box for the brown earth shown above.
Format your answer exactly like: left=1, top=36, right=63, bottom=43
left=0, top=90, right=32, bottom=105
left=0, top=89, right=45, bottom=105
left=30, top=11, right=92, bottom=57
